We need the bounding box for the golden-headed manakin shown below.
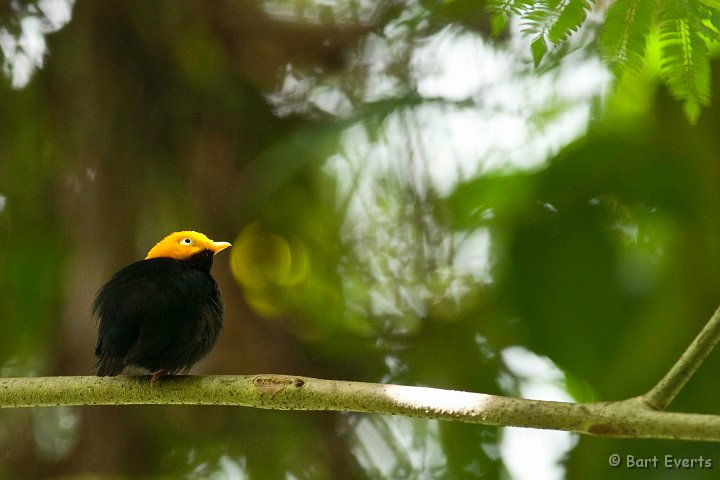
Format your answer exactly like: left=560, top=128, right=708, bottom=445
left=93, top=231, right=231, bottom=381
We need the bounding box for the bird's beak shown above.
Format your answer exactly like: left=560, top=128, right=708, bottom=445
left=209, top=241, right=232, bottom=255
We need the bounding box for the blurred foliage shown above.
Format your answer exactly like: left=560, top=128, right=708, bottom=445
left=490, top=0, right=720, bottom=122
left=2, top=0, right=720, bottom=479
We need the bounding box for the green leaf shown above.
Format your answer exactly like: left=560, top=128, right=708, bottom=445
left=658, top=0, right=711, bottom=123
left=487, top=0, right=535, bottom=15
left=531, top=36, right=549, bottom=66
left=522, top=0, right=593, bottom=45
left=491, top=12, right=508, bottom=36
left=698, top=0, right=720, bottom=11
left=683, top=99, right=701, bottom=123
left=600, top=0, right=657, bottom=75
left=548, top=0, right=592, bottom=43
left=696, top=2, right=720, bottom=41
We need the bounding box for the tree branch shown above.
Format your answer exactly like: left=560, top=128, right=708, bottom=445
left=3, top=306, right=720, bottom=442
left=643, top=305, right=720, bottom=410
left=1, top=374, right=720, bottom=442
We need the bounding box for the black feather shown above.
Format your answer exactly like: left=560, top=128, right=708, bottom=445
left=93, top=249, right=223, bottom=377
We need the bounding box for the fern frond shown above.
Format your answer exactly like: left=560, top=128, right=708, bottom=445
left=600, top=0, right=657, bottom=75
left=483, top=0, right=718, bottom=120
left=522, top=0, right=588, bottom=40
left=486, top=0, right=535, bottom=15
left=695, top=2, right=720, bottom=41
left=698, top=0, right=720, bottom=12
left=547, top=0, right=592, bottom=43
left=520, top=0, right=593, bottom=64
left=659, top=0, right=711, bottom=122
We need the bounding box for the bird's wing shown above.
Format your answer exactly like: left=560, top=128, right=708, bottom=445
left=92, top=261, right=168, bottom=376
left=121, top=270, right=220, bottom=374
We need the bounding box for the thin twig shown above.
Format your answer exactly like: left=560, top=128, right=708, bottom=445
left=1, top=375, right=720, bottom=442
left=643, top=305, right=720, bottom=410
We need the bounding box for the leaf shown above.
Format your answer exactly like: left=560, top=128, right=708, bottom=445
left=658, top=0, right=711, bottom=123
left=531, top=36, right=548, bottom=66
left=491, top=12, right=508, bottom=36
left=600, top=0, right=657, bottom=75
left=522, top=0, right=593, bottom=45
left=697, top=0, right=720, bottom=11
left=696, top=2, right=720, bottom=41
left=683, top=99, right=701, bottom=123
left=486, top=0, right=535, bottom=15
left=548, top=0, right=592, bottom=43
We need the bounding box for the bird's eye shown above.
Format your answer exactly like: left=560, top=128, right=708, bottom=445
left=180, top=238, right=193, bottom=245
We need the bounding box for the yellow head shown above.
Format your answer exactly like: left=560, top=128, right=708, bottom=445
left=145, top=231, right=231, bottom=261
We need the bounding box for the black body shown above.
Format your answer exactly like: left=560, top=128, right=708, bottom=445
left=93, top=250, right=223, bottom=376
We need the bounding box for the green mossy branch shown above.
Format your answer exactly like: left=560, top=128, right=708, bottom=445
left=644, top=305, right=720, bottom=411
left=5, top=305, right=720, bottom=442
left=3, top=302, right=720, bottom=444
left=0, top=373, right=719, bottom=442
left=3, top=307, right=720, bottom=443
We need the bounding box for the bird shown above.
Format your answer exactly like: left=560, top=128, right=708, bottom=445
left=93, top=231, right=231, bottom=382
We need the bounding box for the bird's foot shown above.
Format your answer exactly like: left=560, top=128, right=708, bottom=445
left=150, top=369, right=169, bottom=384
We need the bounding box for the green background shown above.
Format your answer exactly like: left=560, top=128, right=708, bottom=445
left=1, top=1, right=719, bottom=478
